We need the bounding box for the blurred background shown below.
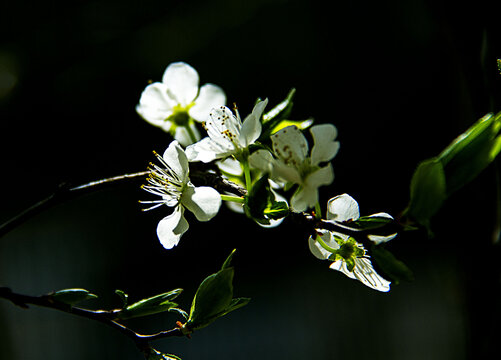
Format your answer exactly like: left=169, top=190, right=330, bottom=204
left=1, top=0, right=500, bottom=359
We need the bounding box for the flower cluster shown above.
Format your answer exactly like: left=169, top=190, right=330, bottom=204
left=137, top=61, right=399, bottom=291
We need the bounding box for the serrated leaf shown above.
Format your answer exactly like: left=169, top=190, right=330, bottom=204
left=50, top=288, right=98, bottom=305
left=117, top=289, right=183, bottom=320
left=371, top=245, right=414, bottom=284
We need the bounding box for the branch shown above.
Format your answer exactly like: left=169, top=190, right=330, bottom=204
left=0, top=171, right=150, bottom=238
left=0, top=287, right=184, bottom=355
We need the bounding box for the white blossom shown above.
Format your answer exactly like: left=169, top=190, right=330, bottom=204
left=250, top=124, right=340, bottom=212
left=141, top=141, right=221, bottom=249
left=185, top=99, right=268, bottom=163
left=136, top=62, right=226, bottom=146
left=308, top=194, right=395, bottom=292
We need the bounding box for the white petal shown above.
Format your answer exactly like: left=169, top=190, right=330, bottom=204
left=305, top=163, right=334, bottom=188
left=248, top=149, right=274, bottom=173
left=326, top=193, right=360, bottom=222
left=367, top=233, right=398, bottom=245
left=238, top=98, right=267, bottom=147
left=205, top=106, right=241, bottom=149
left=185, top=137, right=232, bottom=163
left=162, top=62, right=199, bottom=106
left=136, top=82, right=176, bottom=126
left=156, top=206, right=189, bottom=249
left=271, top=125, right=308, bottom=167
left=352, top=258, right=391, bottom=292
left=290, top=165, right=334, bottom=212
left=162, top=140, right=189, bottom=182
left=271, top=160, right=302, bottom=184
left=216, top=157, right=243, bottom=176
left=310, top=124, right=340, bottom=166
left=172, top=123, right=201, bottom=147
left=189, top=84, right=226, bottom=122
left=308, top=230, right=338, bottom=260
left=330, top=260, right=357, bottom=280
left=290, top=185, right=317, bottom=212
left=181, top=185, right=221, bottom=222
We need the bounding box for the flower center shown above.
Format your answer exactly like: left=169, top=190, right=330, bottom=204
left=168, top=103, right=195, bottom=126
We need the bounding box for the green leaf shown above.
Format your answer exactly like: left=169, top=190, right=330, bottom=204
left=244, top=175, right=289, bottom=224
left=405, top=158, right=446, bottom=228
left=186, top=250, right=250, bottom=331
left=145, top=348, right=182, bottom=360
left=260, top=88, right=297, bottom=140
left=437, top=112, right=501, bottom=195
left=349, top=215, right=394, bottom=232
left=50, top=288, right=98, bottom=305
left=270, top=118, right=314, bottom=134
left=371, top=245, right=414, bottom=285
left=115, top=289, right=128, bottom=308
left=117, top=289, right=183, bottom=320
left=264, top=201, right=289, bottom=220
left=187, top=267, right=235, bottom=330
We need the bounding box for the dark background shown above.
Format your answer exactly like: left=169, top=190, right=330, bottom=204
left=1, top=0, right=500, bottom=359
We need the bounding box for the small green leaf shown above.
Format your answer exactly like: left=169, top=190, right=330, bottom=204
left=270, top=118, right=314, bottom=134
left=260, top=88, right=297, bottom=140
left=371, top=245, right=414, bottom=285
left=117, top=289, right=183, bottom=320
left=244, top=175, right=289, bottom=224
left=349, top=215, right=394, bottom=231
left=115, top=289, right=128, bottom=308
left=221, top=248, right=237, bottom=270
left=405, top=158, right=446, bottom=228
left=264, top=201, right=289, bottom=220
left=50, top=288, right=98, bottom=305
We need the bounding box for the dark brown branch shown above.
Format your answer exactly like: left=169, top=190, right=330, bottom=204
left=0, top=287, right=184, bottom=354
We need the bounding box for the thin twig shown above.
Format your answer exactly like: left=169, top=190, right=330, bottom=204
left=0, top=171, right=151, bottom=238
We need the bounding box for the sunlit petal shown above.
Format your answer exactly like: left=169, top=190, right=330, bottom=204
left=189, top=84, right=226, bottom=122
left=162, top=62, right=199, bottom=106
left=310, top=124, right=340, bottom=166
left=326, top=193, right=360, bottom=222
left=156, top=206, right=189, bottom=249
left=181, top=185, right=221, bottom=222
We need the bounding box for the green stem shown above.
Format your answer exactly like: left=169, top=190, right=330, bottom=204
left=315, top=234, right=338, bottom=254
left=220, top=194, right=245, bottom=203
left=185, top=121, right=198, bottom=144
left=242, top=159, right=252, bottom=191
left=314, top=202, right=322, bottom=220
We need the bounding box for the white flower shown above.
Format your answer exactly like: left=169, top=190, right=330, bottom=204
left=308, top=194, right=395, bottom=292
left=141, top=141, right=222, bottom=249
left=136, top=62, right=226, bottom=146
left=250, top=124, right=340, bottom=212
left=185, top=99, right=268, bottom=163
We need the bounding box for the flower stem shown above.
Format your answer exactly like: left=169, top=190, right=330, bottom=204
left=185, top=121, right=198, bottom=144
left=315, top=234, right=338, bottom=254
left=242, top=159, right=252, bottom=191
left=220, top=194, right=245, bottom=203
left=314, top=202, right=323, bottom=220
